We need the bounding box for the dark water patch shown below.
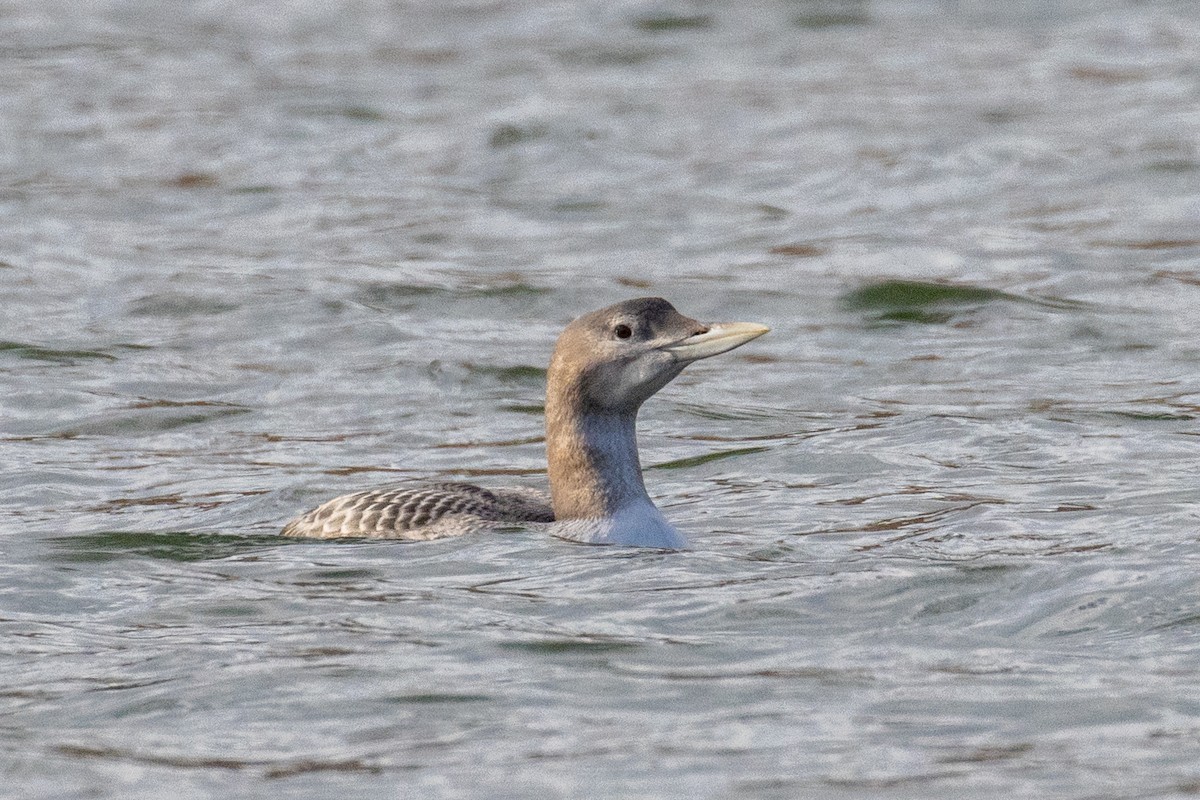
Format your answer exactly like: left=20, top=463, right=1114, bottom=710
left=688, top=430, right=798, bottom=443
left=844, top=278, right=1012, bottom=321
left=291, top=647, right=360, bottom=658
left=739, top=352, right=784, bottom=365
left=373, top=45, right=462, bottom=65
left=1038, top=541, right=1114, bottom=557
left=632, top=13, right=713, bottom=33
left=48, top=530, right=288, bottom=564
left=1147, top=159, right=1199, bottom=174
left=410, top=231, right=451, bottom=246
left=258, top=432, right=353, bottom=443
left=384, top=692, right=493, bottom=704
left=555, top=45, right=666, bottom=67
left=792, top=8, right=870, bottom=29
left=166, top=171, right=218, bottom=189
left=1033, top=397, right=1198, bottom=425
left=56, top=744, right=384, bottom=777
left=289, top=104, right=388, bottom=122
left=264, top=759, right=389, bottom=779
left=298, top=567, right=384, bottom=582
left=756, top=204, right=790, bottom=219
left=52, top=400, right=252, bottom=437
left=1105, top=410, right=1194, bottom=422
left=92, top=677, right=179, bottom=694
left=734, top=778, right=804, bottom=796
left=1068, top=65, right=1148, bottom=85
left=742, top=542, right=802, bottom=562
left=842, top=279, right=1083, bottom=324
left=650, top=446, right=769, bottom=471
left=461, top=282, right=551, bottom=299
left=844, top=280, right=1013, bottom=314
left=436, top=435, right=543, bottom=449
left=1092, top=238, right=1200, bottom=251
left=129, top=293, right=241, bottom=317
left=436, top=466, right=545, bottom=478
left=551, top=198, right=607, bottom=214
left=980, top=107, right=1029, bottom=125
left=0, top=340, right=119, bottom=364
left=499, top=638, right=642, bottom=654
left=769, top=242, right=829, bottom=258
left=322, top=465, right=408, bottom=477
left=1149, top=613, right=1200, bottom=632
left=127, top=398, right=247, bottom=411
left=917, top=594, right=979, bottom=617
left=355, top=279, right=549, bottom=310
left=490, top=123, right=546, bottom=148
left=354, top=282, right=442, bottom=309
left=463, top=363, right=546, bottom=383
left=612, top=662, right=875, bottom=684
left=500, top=403, right=545, bottom=415
left=201, top=603, right=261, bottom=618
left=1154, top=270, right=1200, bottom=286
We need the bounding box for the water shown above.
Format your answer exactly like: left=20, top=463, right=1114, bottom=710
left=3, top=0, right=1200, bottom=796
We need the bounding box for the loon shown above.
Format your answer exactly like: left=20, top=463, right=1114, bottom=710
left=281, top=298, right=769, bottom=548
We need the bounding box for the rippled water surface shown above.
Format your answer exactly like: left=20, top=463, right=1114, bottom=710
left=4, top=1, right=1200, bottom=797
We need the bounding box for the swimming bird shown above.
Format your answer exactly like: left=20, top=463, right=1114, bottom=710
left=281, top=298, right=769, bottom=547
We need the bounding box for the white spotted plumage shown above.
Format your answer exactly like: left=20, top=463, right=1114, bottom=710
left=281, top=482, right=553, bottom=540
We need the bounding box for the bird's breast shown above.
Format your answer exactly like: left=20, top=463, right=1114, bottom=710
left=548, top=499, right=687, bottom=549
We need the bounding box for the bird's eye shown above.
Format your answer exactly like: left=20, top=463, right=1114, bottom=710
left=614, top=323, right=633, bottom=340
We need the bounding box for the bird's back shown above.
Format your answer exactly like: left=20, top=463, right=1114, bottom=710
left=280, top=481, right=554, bottom=540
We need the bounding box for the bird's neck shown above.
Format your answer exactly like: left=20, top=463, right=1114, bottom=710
left=545, top=392, right=651, bottom=520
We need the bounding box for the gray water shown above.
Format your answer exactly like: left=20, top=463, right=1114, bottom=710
left=3, top=0, right=1200, bottom=797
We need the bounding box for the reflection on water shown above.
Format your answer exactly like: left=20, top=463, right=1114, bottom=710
left=3, top=0, right=1200, bottom=797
